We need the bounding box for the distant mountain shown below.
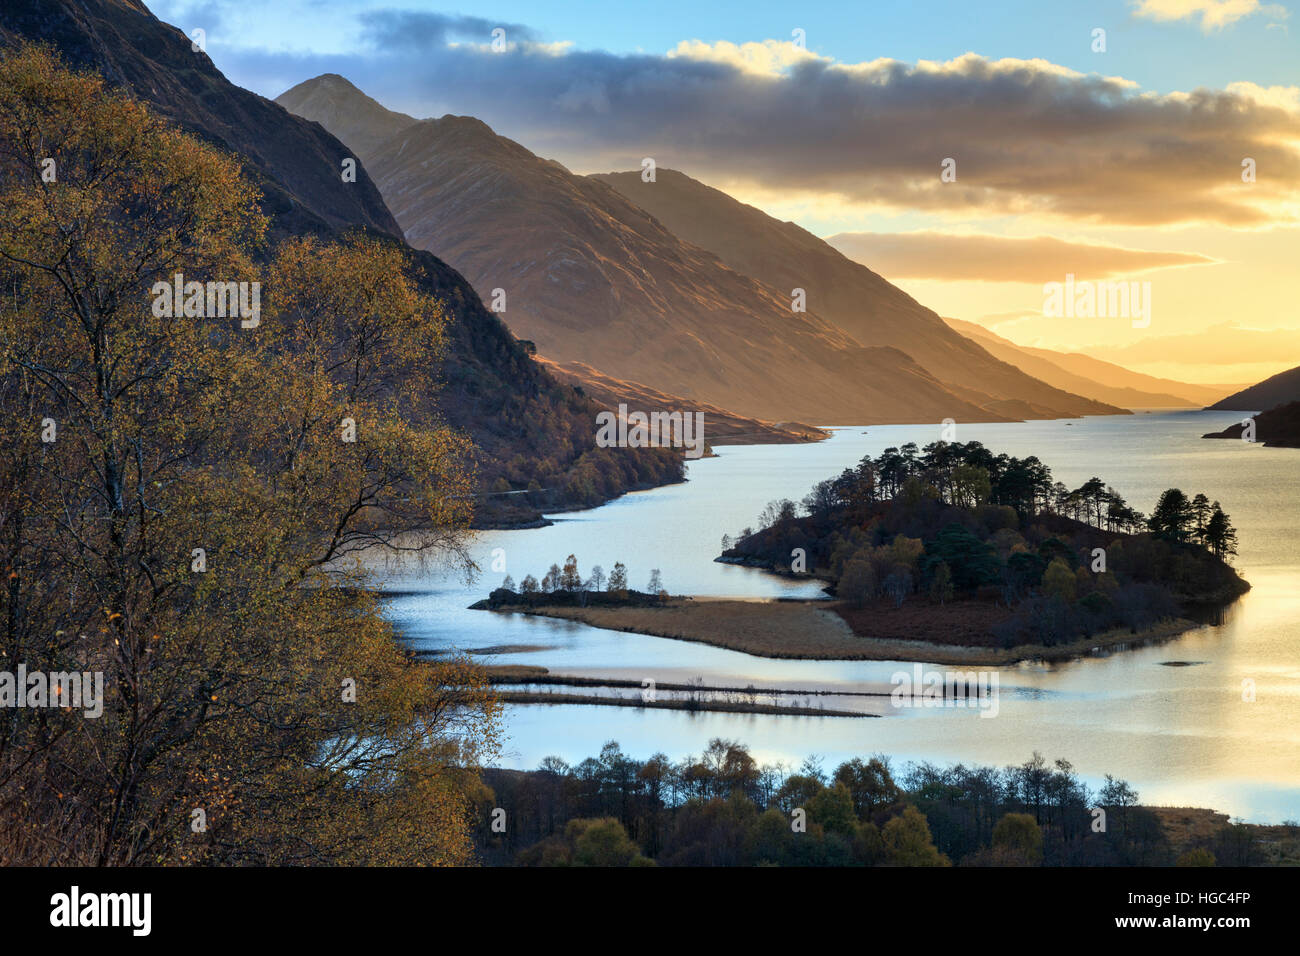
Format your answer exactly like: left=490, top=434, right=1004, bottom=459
left=278, top=73, right=418, bottom=161
left=280, top=77, right=1007, bottom=425
left=592, top=168, right=1125, bottom=420
left=1203, top=401, right=1300, bottom=448
left=1, top=0, right=681, bottom=526
left=943, top=318, right=1230, bottom=408
left=537, top=359, right=830, bottom=446
left=1206, top=365, right=1300, bottom=411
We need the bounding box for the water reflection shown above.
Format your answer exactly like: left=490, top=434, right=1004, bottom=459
left=379, top=411, right=1300, bottom=822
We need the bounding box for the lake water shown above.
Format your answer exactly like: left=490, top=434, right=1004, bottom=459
left=378, top=410, right=1300, bottom=822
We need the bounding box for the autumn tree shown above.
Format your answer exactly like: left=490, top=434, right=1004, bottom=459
left=882, top=806, right=950, bottom=866
left=560, top=554, right=581, bottom=591
left=1042, top=557, right=1077, bottom=602
left=0, top=46, right=498, bottom=866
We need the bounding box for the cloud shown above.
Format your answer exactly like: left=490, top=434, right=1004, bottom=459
left=215, top=15, right=1300, bottom=228
left=826, top=232, right=1214, bottom=281
left=358, top=10, right=539, bottom=50
left=666, top=39, right=830, bottom=76
left=1131, top=0, right=1289, bottom=31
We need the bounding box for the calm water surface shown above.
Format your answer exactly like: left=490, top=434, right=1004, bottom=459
left=379, top=410, right=1300, bottom=822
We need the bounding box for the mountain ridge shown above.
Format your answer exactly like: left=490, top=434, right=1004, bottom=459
left=942, top=317, right=1232, bottom=408
left=592, top=168, right=1127, bottom=420
left=279, top=78, right=1010, bottom=425
left=1, top=0, right=684, bottom=525
left=1207, top=365, right=1300, bottom=411
left=279, top=75, right=1126, bottom=425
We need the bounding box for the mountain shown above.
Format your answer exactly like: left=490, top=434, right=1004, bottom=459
left=942, top=318, right=1229, bottom=408
left=1203, top=401, right=1300, bottom=448
left=0, top=0, right=681, bottom=526
left=276, top=73, right=418, bottom=161
left=537, top=360, right=830, bottom=445
left=591, top=168, right=1126, bottom=420
left=278, top=76, right=1095, bottom=425
left=1206, top=365, right=1300, bottom=411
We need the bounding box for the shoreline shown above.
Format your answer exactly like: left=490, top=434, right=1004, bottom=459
left=482, top=598, right=1208, bottom=666
left=492, top=690, right=870, bottom=718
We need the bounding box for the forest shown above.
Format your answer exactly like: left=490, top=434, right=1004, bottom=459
left=473, top=738, right=1273, bottom=867
left=723, top=441, right=1249, bottom=647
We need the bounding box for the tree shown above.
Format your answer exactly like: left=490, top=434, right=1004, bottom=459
left=1074, top=477, right=1108, bottom=527
left=801, top=479, right=839, bottom=520
left=1148, top=488, right=1194, bottom=541
left=929, top=562, right=954, bottom=605
left=501, top=575, right=516, bottom=592
left=1191, top=493, right=1212, bottom=542
left=0, top=46, right=497, bottom=865
left=1099, top=775, right=1139, bottom=838
left=883, top=570, right=913, bottom=608
left=560, top=554, right=582, bottom=590
left=924, top=524, right=999, bottom=590
left=567, top=818, right=648, bottom=867
left=647, top=569, right=663, bottom=594
left=1203, top=504, right=1238, bottom=560
left=838, top=559, right=876, bottom=608
left=521, top=574, right=540, bottom=594
left=950, top=464, right=991, bottom=508
left=992, top=812, right=1044, bottom=864
left=833, top=758, right=901, bottom=820
left=542, top=564, right=562, bottom=592
left=1042, top=557, right=1077, bottom=602
left=588, top=565, right=606, bottom=592
left=607, top=562, right=628, bottom=593
left=882, top=806, right=949, bottom=866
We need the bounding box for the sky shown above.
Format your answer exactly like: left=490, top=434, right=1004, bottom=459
left=150, top=0, right=1300, bottom=384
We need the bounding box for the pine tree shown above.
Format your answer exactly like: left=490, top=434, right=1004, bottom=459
left=1204, top=504, right=1238, bottom=559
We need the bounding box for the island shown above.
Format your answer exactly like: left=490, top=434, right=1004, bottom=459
left=475, top=440, right=1249, bottom=666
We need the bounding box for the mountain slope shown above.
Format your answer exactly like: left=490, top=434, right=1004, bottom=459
left=279, top=73, right=418, bottom=161
left=1203, top=401, right=1300, bottom=447
left=537, top=360, right=830, bottom=445
left=279, top=77, right=1004, bottom=425
left=1207, top=365, right=1300, bottom=411
left=592, top=168, right=1126, bottom=420
left=1, top=0, right=682, bottom=525
left=943, top=318, right=1212, bottom=407
left=0, top=0, right=398, bottom=240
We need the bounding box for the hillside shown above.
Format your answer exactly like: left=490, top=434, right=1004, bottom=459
left=1203, top=401, right=1300, bottom=448
left=279, top=78, right=1005, bottom=425
left=0, top=0, right=683, bottom=526
left=593, top=168, right=1127, bottom=419
left=1207, top=365, right=1300, bottom=411
left=537, top=359, right=830, bottom=445
left=943, top=318, right=1229, bottom=407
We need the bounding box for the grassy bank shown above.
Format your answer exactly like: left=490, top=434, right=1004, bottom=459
left=485, top=598, right=1205, bottom=666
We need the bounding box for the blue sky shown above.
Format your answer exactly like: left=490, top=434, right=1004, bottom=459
left=156, top=0, right=1296, bottom=96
